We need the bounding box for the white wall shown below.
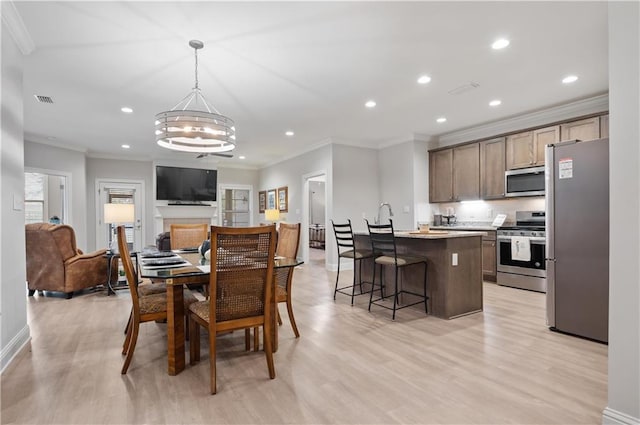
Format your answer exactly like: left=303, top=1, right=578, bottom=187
left=24, top=142, right=87, bottom=248
left=603, top=3, right=640, bottom=424
left=1, top=22, right=29, bottom=372
left=86, top=157, right=154, bottom=250
left=378, top=140, right=416, bottom=230
left=413, top=139, right=432, bottom=225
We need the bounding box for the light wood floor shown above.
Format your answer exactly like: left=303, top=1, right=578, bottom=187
left=2, top=247, right=607, bottom=424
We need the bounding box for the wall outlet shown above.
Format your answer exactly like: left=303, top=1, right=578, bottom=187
left=452, top=253, right=458, bottom=266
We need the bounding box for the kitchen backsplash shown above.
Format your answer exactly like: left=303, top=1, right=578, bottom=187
left=431, top=197, right=545, bottom=225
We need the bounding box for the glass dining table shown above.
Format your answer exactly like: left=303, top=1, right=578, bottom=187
left=140, top=251, right=302, bottom=376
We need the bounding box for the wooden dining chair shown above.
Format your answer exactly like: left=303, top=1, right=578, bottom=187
left=188, top=225, right=277, bottom=394
left=117, top=226, right=198, bottom=374
left=274, top=223, right=301, bottom=337
left=170, top=223, right=208, bottom=250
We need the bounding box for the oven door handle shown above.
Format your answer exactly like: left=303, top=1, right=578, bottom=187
left=497, top=236, right=546, bottom=243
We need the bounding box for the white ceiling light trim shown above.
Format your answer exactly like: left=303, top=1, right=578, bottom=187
left=155, top=40, right=236, bottom=154
left=562, top=75, right=579, bottom=84
left=417, top=75, right=432, bottom=84
left=489, top=99, right=502, bottom=107
left=365, top=100, right=377, bottom=108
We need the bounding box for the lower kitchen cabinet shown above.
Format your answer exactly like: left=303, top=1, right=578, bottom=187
left=482, top=231, right=497, bottom=282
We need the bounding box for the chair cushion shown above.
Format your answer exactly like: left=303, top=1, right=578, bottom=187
left=138, top=288, right=198, bottom=315
left=138, top=281, right=166, bottom=296
left=375, top=255, right=427, bottom=267
left=339, top=249, right=374, bottom=259
left=189, top=294, right=264, bottom=323
left=275, top=285, right=287, bottom=302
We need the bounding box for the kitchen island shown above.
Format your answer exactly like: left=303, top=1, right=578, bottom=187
left=354, top=231, right=484, bottom=319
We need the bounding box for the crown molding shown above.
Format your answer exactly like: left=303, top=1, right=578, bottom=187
left=437, top=93, right=609, bottom=147
left=25, top=137, right=88, bottom=154
left=260, top=137, right=333, bottom=169
left=1, top=1, right=35, bottom=55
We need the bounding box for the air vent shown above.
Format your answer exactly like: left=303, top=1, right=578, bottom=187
left=34, top=95, right=54, bottom=104
left=448, top=82, right=480, bottom=96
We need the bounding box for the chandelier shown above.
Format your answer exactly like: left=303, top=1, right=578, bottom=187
left=155, top=40, right=236, bottom=153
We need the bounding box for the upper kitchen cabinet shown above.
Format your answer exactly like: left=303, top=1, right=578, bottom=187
left=506, top=131, right=533, bottom=169
left=560, top=116, right=600, bottom=142
left=506, top=126, right=558, bottom=169
left=429, top=148, right=453, bottom=202
left=453, top=143, right=480, bottom=201
left=480, top=137, right=505, bottom=199
left=600, top=114, right=609, bottom=138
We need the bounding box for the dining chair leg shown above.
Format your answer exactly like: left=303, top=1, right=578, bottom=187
left=123, top=311, right=132, bottom=335
left=245, top=329, right=251, bottom=351
left=122, top=311, right=133, bottom=355
left=262, top=323, right=276, bottom=379
left=285, top=297, right=300, bottom=338
left=121, top=320, right=139, bottom=374
left=276, top=308, right=283, bottom=326
left=185, top=315, right=190, bottom=341
left=209, top=327, right=217, bottom=395
left=189, top=318, right=200, bottom=364
left=254, top=327, right=260, bottom=352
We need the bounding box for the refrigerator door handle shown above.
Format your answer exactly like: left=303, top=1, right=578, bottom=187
left=546, top=258, right=556, bottom=327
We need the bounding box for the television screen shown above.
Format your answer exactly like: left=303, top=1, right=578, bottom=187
left=156, top=166, right=217, bottom=202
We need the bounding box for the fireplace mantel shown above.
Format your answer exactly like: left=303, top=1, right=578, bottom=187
left=154, top=204, right=218, bottom=235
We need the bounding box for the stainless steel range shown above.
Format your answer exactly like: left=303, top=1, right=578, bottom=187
left=497, top=211, right=546, bottom=293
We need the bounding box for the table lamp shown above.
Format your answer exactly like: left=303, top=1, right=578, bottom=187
left=104, top=203, right=135, bottom=253
left=264, top=208, right=280, bottom=226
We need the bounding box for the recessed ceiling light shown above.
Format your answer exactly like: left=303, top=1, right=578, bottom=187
left=121, top=107, right=133, bottom=113
left=417, top=75, right=432, bottom=85
left=285, top=131, right=295, bottom=137
left=562, top=75, right=578, bottom=84
left=239, top=155, right=246, bottom=159
left=436, top=117, right=447, bottom=123
left=121, top=144, right=130, bottom=149
left=489, top=99, right=502, bottom=107
left=365, top=100, right=377, bottom=108
left=492, top=38, right=510, bottom=50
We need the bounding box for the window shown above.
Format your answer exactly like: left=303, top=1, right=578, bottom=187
left=25, top=173, right=46, bottom=224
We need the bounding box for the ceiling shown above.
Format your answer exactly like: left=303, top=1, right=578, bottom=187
left=15, top=1, right=608, bottom=168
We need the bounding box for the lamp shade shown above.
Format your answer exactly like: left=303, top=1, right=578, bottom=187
left=104, top=203, right=135, bottom=224
left=264, top=209, right=280, bottom=222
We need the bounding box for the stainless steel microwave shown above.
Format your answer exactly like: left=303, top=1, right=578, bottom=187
left=505, top=166, right=545, bottom=197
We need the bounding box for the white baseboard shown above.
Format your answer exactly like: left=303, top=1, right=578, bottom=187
left=1, top=324, right=31, bottom=374
left=603, top=407, right=640, bottom=425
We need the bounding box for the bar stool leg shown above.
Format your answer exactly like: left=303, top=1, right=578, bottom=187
left=423, top=262, right=428, bottom=313
left=369, top=262, right=378, bottom=312
left=350, top=257, right=357, bottom=305
left=333, top=256, right=341, bottom=300
left=392, top=267, right=399, bottom=321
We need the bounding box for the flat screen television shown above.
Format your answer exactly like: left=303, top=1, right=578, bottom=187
left=156, top=166, right=217, bottom=203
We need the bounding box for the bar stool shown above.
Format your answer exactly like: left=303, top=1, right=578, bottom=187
left=365, top=219, right=428, bottom=320
left=331, top=219, right=376, bottom=305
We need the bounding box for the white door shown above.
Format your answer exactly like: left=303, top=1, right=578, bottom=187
left=96, top=180, right=144, bottom=252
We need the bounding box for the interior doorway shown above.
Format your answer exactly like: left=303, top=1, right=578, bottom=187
left=96, top=179, right=145, bottom=252
left=301, top=171, right=327, bottom=267
left=24, top=168, right=71, bottom=225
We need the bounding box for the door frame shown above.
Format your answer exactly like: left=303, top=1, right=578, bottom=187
left=301, top=170, right=327, bottom=266
left=95, top=178, right=146, bottom=252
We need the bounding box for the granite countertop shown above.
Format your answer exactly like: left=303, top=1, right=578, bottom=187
left=354, top=230, right=486, bottom=239
left=430, top=224, right=499, bottom=232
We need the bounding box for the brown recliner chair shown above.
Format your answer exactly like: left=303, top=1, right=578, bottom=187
left=25, top=223, right=114, bottom=298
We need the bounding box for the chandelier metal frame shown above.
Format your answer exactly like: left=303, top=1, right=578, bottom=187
left=155, top=40, right=236, bottom=153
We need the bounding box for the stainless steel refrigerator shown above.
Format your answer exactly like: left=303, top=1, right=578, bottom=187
left=545, top=137, right=609, bottom=343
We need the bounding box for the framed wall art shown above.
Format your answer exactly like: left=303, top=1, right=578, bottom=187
left=258, top=190, right=266, bottom=213
left=277, top=186, right=288, bottom=212
left=267, top=189, right=277, bottom=210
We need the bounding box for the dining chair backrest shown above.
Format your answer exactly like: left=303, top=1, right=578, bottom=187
left=117, top=226, right=141, bottom=315
left=365, top=219, right=398, bottom=261
left=276, top=223, right=300, bottom=259
left=331, top=219, right=356, bottom=254
left=170, top=223, right=208, bottom=250
left=209, top=225, right=277, bottom=324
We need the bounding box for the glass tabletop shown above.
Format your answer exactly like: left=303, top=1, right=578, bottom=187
left=139, top=252, right=303, bottom=279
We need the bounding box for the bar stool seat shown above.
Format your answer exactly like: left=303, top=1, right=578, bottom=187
left=331, top=219, right=378, bottom=305
left=366, top=219, right=428, bottom=320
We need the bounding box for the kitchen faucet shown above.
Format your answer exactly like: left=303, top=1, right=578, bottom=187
left=375, top=202, right=394, bottom=224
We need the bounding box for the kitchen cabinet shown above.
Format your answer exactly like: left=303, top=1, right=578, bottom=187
left=480, top=137, right=505, bottom=199
left=506, top=126, right=558, bottom=170
left=560, top=116, right=600, bottom=142
left=506, top=131, right=534, bottom=170
left=532, top=125, right=559, bottom=165
left=429, top=149, right=453, bottom=202
left=600, top=114, right=609, bottom=138
left=453, top=144, right=480, bottom=200
left=482, top=231, right=497, bottom=282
